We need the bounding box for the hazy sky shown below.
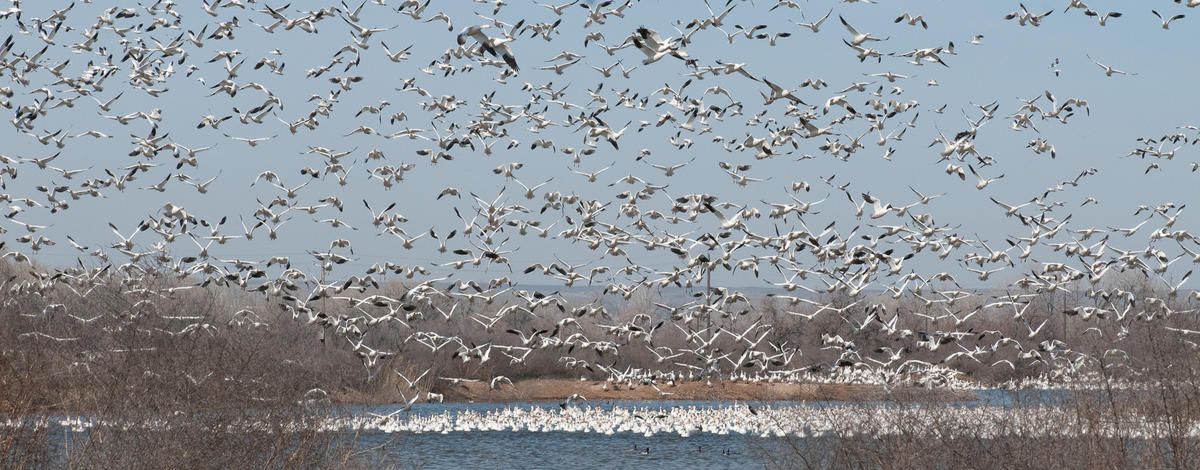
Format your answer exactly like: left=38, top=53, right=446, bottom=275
left=3, top=0, right=1197, bottom=291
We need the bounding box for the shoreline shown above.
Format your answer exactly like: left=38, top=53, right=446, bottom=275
left=336, top=379, right=979, bottom=405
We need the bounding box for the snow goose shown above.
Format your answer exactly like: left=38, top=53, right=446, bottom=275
left=761, top=78, right=806, bottom=105
left=1082, top=9, right=1122, bottom=26
left=894, top=13, right=928, bottom=29
left=630, top=27, right=687, bottom=65
left=839, top=16, right=887, bottom=46
left=1152, top=10, right=1185, bottom=29
left=538, top=57, right=579, bottom=75
left=459, top=24, right=521, bottom=71
left=968, top=165, right=1003, bottom=189
left=861, top=193, right=893, bottom=219
left=1087, top=55, right=1135, bottom=76
left=648, top=157, right=694, bottom=177
left=1004, top=4, right=1053, bottom=26
left=989, top=197, right=1033, bottom=216
left=794, top=8, right=833, bottom=33
left=535, top=0, right=578, bottom=15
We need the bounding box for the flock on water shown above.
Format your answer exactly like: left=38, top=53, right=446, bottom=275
left=2, top=0, right=1200, bottom=410
left=24, top=398, right=1200, bottom=440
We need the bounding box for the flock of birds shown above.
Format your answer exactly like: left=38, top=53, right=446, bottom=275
left=33, top=399, right=1200, bottom=440
left=3, top=0, right=1200, bottom=405
left=353, top=399, right=1200, bottom=439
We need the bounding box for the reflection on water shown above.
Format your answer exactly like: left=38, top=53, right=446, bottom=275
left=343, top=393, right=1031, bottom=469
left=347, top=400, right=780, bottom=469
left=355, top=428, right=779, bottom=470
left=39, top=391, right=1081, bottom=469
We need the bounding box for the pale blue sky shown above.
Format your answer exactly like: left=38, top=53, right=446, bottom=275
left=3, top=0, right=1197, bottom=290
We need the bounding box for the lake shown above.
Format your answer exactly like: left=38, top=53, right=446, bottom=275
left=354, top=427, right=779, bottom=469
left=343, top=392, right=1056, bottom=469
left=39, top=391, right=1082, bottom=469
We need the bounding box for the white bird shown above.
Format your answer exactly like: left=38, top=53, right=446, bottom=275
left=539, top=58, right=580, bottom=75
left=380, top=42, right=413, bottom=62
left=648, top=158, right=694, bottom=177
left=224, top=134, right=277, bottom=147
left=187, top=173, right=221, bottom=194
left=591, top=60, right=622, bottom=78
left=794, top=8, right=833, bottom=33
left=630, top=27, right=687, bottom=65
left=823, top=94, right=856, bottom=115
left=514, top=177, right=554, bottom=199
left=1004, top=3, right=1054, bottom=26
left=1088, top=55, right=1135, bottom=76
left=861, top=193, right=893, bottom=219
left=968, top=165, right=1003, bottom=190
left=458, top=24, right=520, bottom=71
left=1082, top=9, right=1122, bottom=26
left=395, top=367, right=431, bottom=390
left=866, top=71, right=910, bottom=83
left=536, top=0, right=579, bottom=15
left=989, top=197, right=1032, bottom=216
left=894, top=13, right=928, bottom=29
left=570, top=162, right=614, bottom=182
left=1152, top=10, right=1186, bottom=29
left=840, top=15, right=887, bottom=46
left=489, top=375, right=514, bottom=389
left=761, top=78, right=806, bottom=105
left=1025, top=319, right=1049, bottom=339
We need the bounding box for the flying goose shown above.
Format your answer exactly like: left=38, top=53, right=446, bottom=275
left=648, top=157, right=694, bottom=177
left=1152, top=10, right=1186, bottom=29
left=861, top=193, right=893, bottom=219
left=894, top=13, right=929, bottom=29
left=761, top=78, right=806, bottom=105
left=1004, top=3, right=1054, bottom=26
left=839, top=16, right=887, bottom=46
left=458, top=24, right=521, bottom=71
left=570, top=162, right=614, bottom=182
left=224, top=133, right=277, bottom=147
left=968, top=165, right=1003, bottom=189
left=794, top=8, right=833, bottom=33
left=630, top=27, right=687, bottom=65
left=1087, top=55, right=1135, bottom=76
left=535, top=0, right=579, bottom=15
left=538, top=57, right=580, bottom=75
left=1082, top=9, right=1122, bottom=26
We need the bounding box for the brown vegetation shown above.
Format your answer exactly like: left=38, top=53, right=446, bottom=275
left=437, top=378, right=973, bottom=403
left=761, top=309, right=1200, bottom=470
left=0, top=260, right=378, bottom=468
left=3, top=256, right=1200, bottom=468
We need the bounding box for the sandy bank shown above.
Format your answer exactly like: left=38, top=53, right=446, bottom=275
left=339, top=378, right=977, bottom=404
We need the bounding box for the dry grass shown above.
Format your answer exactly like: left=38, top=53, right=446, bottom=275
left=761, top=329, right=1200, bottom=470
left=3, top=257, right=1200, bottom=467
left=0, top=261, right=387, bottom=469
left=440, top=378, right=973, bottom=403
